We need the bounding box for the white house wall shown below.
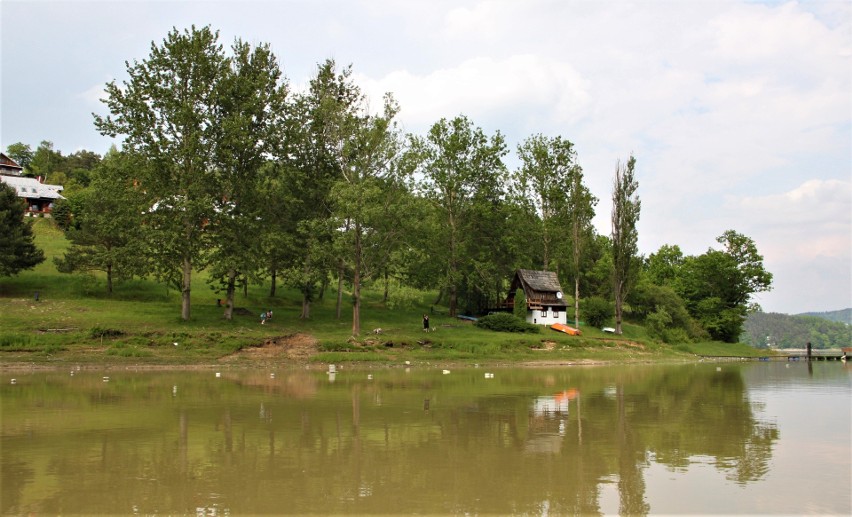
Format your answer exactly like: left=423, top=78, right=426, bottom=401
left=526, top=308, right=567, bottom=326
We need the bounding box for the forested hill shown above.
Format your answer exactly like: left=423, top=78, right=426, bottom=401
left=742, top=311, right=851, bottom=349
left=797, top=308, right=852, bottom=325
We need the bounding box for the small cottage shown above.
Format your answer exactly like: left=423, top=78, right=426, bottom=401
left=505, top=269, right=568, bottom=326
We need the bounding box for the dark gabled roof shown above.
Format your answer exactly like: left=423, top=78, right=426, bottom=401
left=509, top=269, right=567, bottom=308
left=517, top=269, right=563, bottom=293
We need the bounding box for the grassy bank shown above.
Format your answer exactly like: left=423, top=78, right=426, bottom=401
left=0, top=219, right=767, bottom=366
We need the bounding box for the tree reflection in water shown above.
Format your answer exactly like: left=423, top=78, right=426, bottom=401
left=0, top=364, right=786, bottom=515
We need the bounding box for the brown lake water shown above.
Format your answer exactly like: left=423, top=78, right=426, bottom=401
left=1, top=361, right=850, bottom=515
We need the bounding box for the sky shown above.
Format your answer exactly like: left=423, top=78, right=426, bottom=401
left=1, top=0, right=850, bottom=315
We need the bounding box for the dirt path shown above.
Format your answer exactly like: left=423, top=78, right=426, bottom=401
left=219, top=333, right=319, bottom=363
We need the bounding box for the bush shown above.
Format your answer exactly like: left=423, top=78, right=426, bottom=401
left=513, top=289, right=527, bottom=320
left=89, top=326, right=125, bottom=339
left=475, top=312, right=541, bottom=333
left=583, top=296, right=613, bottom=329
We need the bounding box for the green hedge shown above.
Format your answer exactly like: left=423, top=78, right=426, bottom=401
left=475, top=312, right=541, bottom=333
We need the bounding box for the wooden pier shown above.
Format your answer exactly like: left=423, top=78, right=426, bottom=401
left=769, top=349, right=847, bottom=361
left=698, top=349, right=848, bottom=362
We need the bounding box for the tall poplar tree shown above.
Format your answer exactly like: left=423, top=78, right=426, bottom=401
left=94, top=25, right=229, bottom=320
left=568, top=164, right=597, bottom=328
left=611, top=155, right=640, bottom=334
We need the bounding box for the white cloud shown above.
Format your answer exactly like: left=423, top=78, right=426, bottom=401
left=354, top=54, right=591, bottom=132
left=78, top=81, right=109, bottom=106
left=731, top=179, right=851, bottom=258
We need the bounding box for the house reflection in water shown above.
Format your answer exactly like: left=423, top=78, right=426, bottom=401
left=526, top=389, right=579, bottom=454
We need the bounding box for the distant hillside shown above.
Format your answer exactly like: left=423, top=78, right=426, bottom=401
left=796, top=308, right=852, bottom=325
left=742, top=311, right=851, bottom=349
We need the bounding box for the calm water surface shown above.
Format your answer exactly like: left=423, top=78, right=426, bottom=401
left=1, top=362, right=850, bottom=515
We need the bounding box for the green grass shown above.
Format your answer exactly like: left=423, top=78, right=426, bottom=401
left=0, top=219, right=769, bottom=365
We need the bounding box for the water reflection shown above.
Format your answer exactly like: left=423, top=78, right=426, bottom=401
left=1, top=363, right=849, bottom=515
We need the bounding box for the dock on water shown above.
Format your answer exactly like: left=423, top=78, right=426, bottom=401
left=698, top=348, right=849, bottom=362
left=769, top=348, right=848, bottom=361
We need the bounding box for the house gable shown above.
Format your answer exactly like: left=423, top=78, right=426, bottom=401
left=0, top=153, right=24, bottom=176
left=509, top=269, right=568, bottom=309
left=506, top=269, right=568, bottom=326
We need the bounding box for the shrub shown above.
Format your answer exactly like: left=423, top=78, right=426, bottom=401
left=475, top=312, right=541, bottom=333
left=513, top=289, right=527, bottom=320
left=583, top=296, right=613, bottom=329
left=89, top=326, right=125, bottom=339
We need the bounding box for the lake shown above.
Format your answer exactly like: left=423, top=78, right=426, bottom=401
left=2, top=361, right=850, bottom=515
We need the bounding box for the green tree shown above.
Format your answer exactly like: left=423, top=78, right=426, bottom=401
left=513, top=288, right=527, bottom=320
left=206, top=38, right=288, bottom=320
left=279, top=60, right=362, bottom=319
left=28, top=140, right=64, bottom=180
left=675, top=231, right=772, bottom=342
left=514, top=134, right=575, bottom=270
left=611, top=155, right=640, bottom=334
left=567, top=161, right=597, bottom=329
left=0, top=182, right=45, bottom=276
left=411, top=115, right=508, bottom=317
left=645, top=244, right=684, bottom=286
left=5, top=142, right=33, bottom=171
left=53, top=149, right=147, bottom=293
left=94, top=25, right=229, bottom=320
left=583, top=296, right=613, bottom=329
left=329, top=92, right=404, bottom=335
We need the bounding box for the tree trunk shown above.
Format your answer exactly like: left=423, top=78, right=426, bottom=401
left=319, top=274, right=328, bottom=300
left=224, top=269, right=236, bottom=320
left=448, top=211, right=458, bottom=317
left=352, top=221, right=362, bottom=336
left=433, top=288, right=444, bottom=306
left=614, top=279, right=624, bottom=334
left=181, top=255, right=192, bottom=321
left=301, top=295, right=311, bottom=319
left=335, top=260, right=344, bottom=320
left=106, top=263, right=113, bottom=294
left=269, top=268, right=277, bottom=297
left=574, top=277, right=580, bottom=329
left=383, top=268, right=389, bottom=304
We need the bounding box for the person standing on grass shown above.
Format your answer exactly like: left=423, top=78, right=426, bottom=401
left=423, top=314, right=429, bottom=332
left=261, top=311, right=267, bottom=325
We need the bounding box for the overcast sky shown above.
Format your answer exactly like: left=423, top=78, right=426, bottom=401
left=2, top=0, right=850, bottom=315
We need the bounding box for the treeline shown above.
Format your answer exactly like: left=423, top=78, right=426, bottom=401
left=1, top=25, right=772, bottom=342
left=797, top=308, right=851, bottom=325
left=742, top=311, right=852, bottom=349
left=5, top=141, right=100, bottom=195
